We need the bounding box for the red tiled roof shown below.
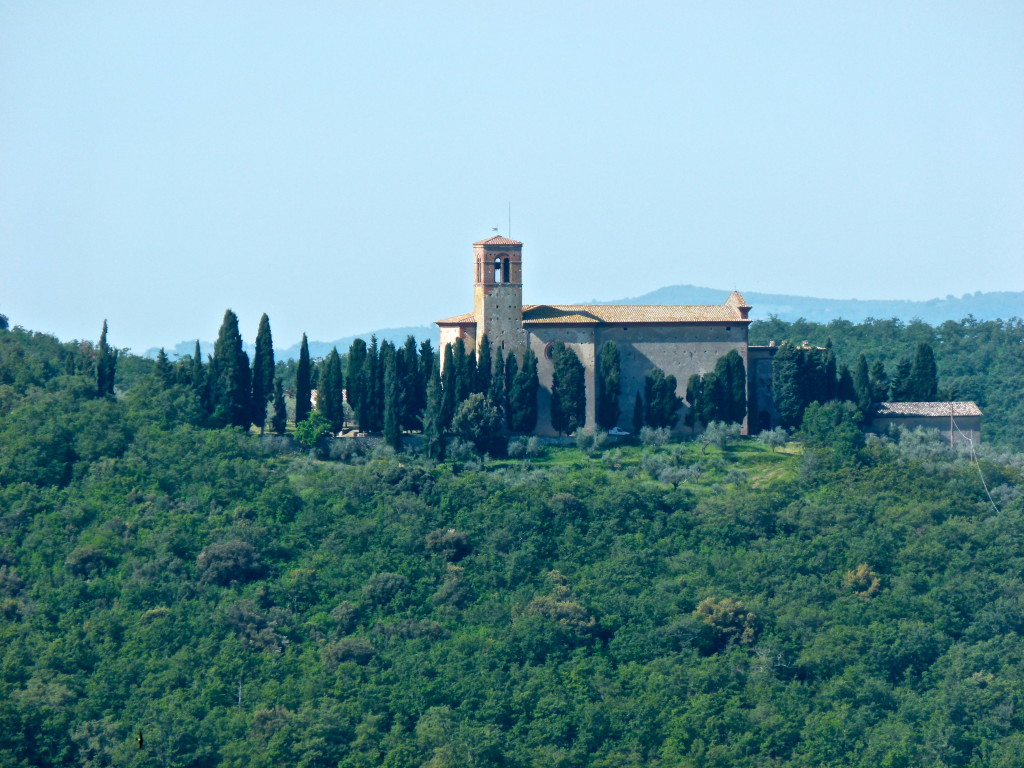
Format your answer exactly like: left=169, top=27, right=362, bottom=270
left=473, top=236, right=523, bottom=246
left=725, top=291, right=751, bottom=308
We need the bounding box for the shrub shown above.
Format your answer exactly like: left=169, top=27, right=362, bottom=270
left=843, top=564, right=882, bottom=599
left=330, top=601, right=359, bottom=634
left=362, top=572, right=409, bottom=606
left=756, top=426, right=788, bottom=452
left=694, top=597, right=758, bottom=651
left=702, top=421, right=741, bottom=452
left=640, top=426, right=671, bottom=448
left=329, top=439, right=366, bottom=463
left=322, top=636, right=377, bottom=667
left=431, top=565, right=469, bottom=608
left=575, top=429, right=608, bottom=455
left=196, top=540, right=265, bottom=585
left=425, top=528, right=471, bottom=561
left=294, top=412, right=333, bottom=449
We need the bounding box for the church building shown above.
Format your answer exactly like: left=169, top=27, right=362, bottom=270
left=437, top=236, right=762, bottom=436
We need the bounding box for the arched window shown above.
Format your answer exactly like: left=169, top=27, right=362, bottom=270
left=502, top=258, right=510, bottom=283
left=493, top=257, right=501, bottom=283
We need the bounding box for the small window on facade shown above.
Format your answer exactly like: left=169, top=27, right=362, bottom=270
left=502, top=258, right=510, bottom=283
left=493, top=258, right=501, bottom=283
left=544, top=342, right=554, bottom=360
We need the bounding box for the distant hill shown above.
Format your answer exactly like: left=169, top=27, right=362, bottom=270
left=151, top=287, right=1021, bottom=359
left=150, top=325, right=434, bottom=361
left=597, top=285, right=1023, bottom=324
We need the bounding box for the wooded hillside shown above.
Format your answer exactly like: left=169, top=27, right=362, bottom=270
left=1, top=321, right=1023, bottom=767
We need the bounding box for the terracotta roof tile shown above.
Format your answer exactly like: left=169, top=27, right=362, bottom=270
left=473, top=236, right=523, bottom=246
left=522, top=304, right=749, bottom=324
left=725, top=291, right=751, bottom=308
left=874, top=401, right=982, bottom=417
left=437, top=302, right=751, bottom=326
left=435, top=311, right=475, bottom=325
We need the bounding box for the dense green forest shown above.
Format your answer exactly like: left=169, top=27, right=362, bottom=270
left=750, top=316, right=1024, bottom=449
left=1, top=317, right=1023, bottom=766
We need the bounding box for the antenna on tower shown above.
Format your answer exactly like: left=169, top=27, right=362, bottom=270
left=508, top=202, right=512, bottom=238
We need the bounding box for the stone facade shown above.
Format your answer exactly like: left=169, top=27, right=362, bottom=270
left=437, top=236, right=755, bottom=436
left=867, top=402, right=983, bottom=446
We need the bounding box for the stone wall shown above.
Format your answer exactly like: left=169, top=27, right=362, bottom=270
left=868, top=415, right=982, bottom=446
left=596, top=323, right=749, bottom=435
left=522, top=322, right=748, bottom=436
left=528, top=326, right=597, bottom=434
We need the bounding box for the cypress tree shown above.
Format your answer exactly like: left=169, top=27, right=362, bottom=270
left=643, top=368, right=683, bottom=429
left=295, top=333, right=312, bottom=425
left=467, top=349, right=478, bottom=395
left=96, top=320, right=117, bottom=397
left=400, top=336, right=421, bottom=431
left=190, top=340, right=208, bottom=412
left=271, top=378, right=287, bottom=435
left=210, top=309, right=252, bottom=429
left=853, top=353, right=873, bottom=415
left=597, top=341, right=621, bottom=430
left=910, top=342, right=938, bottom=401
left=346, top=339, right=368, bottom=426
left=836, top=364, right=856, bottom=403
left=423, top=360, right=445, bottom=459
left=154, top=348, right=173, bottom=388
left=684, top=373, right=704, bottom=427
left=417, top=339, right=435, bottom=404
left=251, top=313, right=275, bottom=432
left=870, top=360, right=890, bottom=402
left=451, top=338, right=470, bottom=405
left=440, top=343, right=457, bottom=431
left=696, top=371, right=724, bottom=426
left=504, top=349, right=518, bottom=405
left=383, top=347, right=402, bottom=450
left=890, top=358, right=914, bottom=401
left=632, top=392, right=644, bottom=433
left=550, top=342, right=586, bottom=435
left=489, top=347, right=506, bottom=417
left=508, top=350, right=539, bottom=434
left=712, top=350, right=746, bottom=424
left=361, top=336, right=383, bottom=432
left=476, top=335, right=493, bottom=396
left=772, top=343, right=804, bottom=429
left=821, top=344, right=838, bottom=401
left=316, top=348, right=345, bottom=433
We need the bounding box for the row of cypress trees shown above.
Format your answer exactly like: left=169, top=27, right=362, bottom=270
left=684, top=350, right=747, bottom=429
left=147, top=313, right=549, bottom=448
left=772, top=340, right=939, bottom=428
left=422, top=336, right=542, bottom=456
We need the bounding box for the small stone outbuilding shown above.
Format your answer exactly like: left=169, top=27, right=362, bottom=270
left=868, top=401, right=983, bottom=446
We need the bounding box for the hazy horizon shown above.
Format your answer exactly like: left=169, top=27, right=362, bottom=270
left=4, top=2, right=1022, bottom=352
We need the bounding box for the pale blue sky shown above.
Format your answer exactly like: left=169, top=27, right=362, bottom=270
left=2, top=2, right=1022, bottom=352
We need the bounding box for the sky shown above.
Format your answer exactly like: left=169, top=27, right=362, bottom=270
left=2, top=1, right=1022, bottom=353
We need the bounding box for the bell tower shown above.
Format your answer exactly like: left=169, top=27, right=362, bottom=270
left=473, top=235, right=526, bottom=355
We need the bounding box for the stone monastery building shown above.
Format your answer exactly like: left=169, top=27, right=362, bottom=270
left=437, top=236, right=774, bottom=436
